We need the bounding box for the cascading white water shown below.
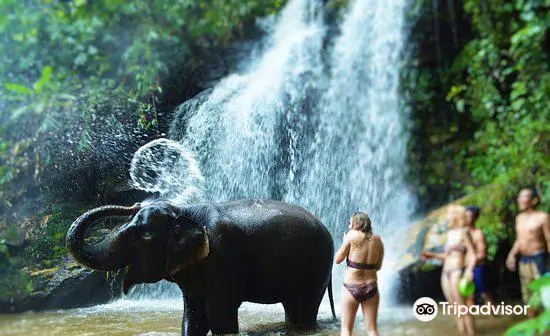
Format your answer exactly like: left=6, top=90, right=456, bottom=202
left=169, top=0, right=325, bottom=201
left=289, top=0, right=413, bottom=305
left=128, top=0, right=413, bottom=310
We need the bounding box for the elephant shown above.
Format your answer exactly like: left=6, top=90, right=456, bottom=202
left=66, top=198, right=336, bottom=336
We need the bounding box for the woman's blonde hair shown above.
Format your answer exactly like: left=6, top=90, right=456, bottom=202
left=447, top=204, right=467, bottom=228
left=351, top=212, right=373, bottom=239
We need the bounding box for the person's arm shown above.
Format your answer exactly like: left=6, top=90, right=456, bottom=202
left=422, top=230, right=448, bottom=261
left=422, top=250, right=446, bottom=261
left=475, top=230, right=487, bottom=263
left=376, top=236, right=384, bottom=271
left=463, top=230, right=476, bottom=280
left=335, top=233, right=351, bottom=264
left=506, top=240, right=520, bottom=271
left=542, top=213, right=550, bottom=254
left=506, top=219, right=520, bottom=271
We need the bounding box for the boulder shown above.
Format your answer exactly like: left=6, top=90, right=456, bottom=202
left=394, top=204, right=454, bottom=303
left=0, top=259, right=122, bottom=313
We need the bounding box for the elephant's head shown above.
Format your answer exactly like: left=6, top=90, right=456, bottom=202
left=66, top=201, right=210, bottom=294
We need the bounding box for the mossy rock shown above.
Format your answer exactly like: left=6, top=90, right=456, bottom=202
left=0, top=259, right=122, bottom=313
left=395, top=202, right=458, bottom=271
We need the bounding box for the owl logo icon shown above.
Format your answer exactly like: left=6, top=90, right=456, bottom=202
left=413, top=297, right=438, bottom=322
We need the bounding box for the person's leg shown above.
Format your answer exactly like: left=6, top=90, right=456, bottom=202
left=473, top=265, right=494, bottom=316
left=466, top=293, right=475, bottom=307
left=450, top=271, right=475, bottom=336
left=361, top=291, right=380, bottom=336
left=441, top=272, right=453, bottom=303
left=341, top=286, right=360, bottom=336
left=472, top=265, right=483, bottom=305
left=441, top=271, right=463, bottom=333
left=518, top=261, right=537, bottom=318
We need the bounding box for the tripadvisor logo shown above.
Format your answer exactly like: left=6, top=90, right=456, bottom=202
left=413, top=297, right=438, bottom=322
left=413, top=297, right=529, bottom=321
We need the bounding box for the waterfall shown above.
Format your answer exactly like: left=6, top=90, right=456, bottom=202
left=129, top=0, right=413, bottom=308
left=291, top=0, right=413, bottom=305
left=169, top=0, right=325, bottom=201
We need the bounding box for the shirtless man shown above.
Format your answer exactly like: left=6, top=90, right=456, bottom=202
left=506, top=187, right=550, bottom=317
left=464, top=206, right=495, bottom=308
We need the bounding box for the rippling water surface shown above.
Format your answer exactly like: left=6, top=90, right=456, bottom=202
left=0, top=299, right=522, bottom=336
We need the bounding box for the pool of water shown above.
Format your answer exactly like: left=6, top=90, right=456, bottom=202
left=0, top=298, right=523, bottom=336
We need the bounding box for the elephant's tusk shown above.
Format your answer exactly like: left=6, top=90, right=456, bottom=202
left=199, top=226, right=210, bottom=260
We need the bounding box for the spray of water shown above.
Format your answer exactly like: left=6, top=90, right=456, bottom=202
left=128, top=0, right=413, bottom=310
left=129, top=138, right=205, bottom=205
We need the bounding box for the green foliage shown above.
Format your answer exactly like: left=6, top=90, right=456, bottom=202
left=448, top=0, right=549, bottom=188
left=504, top=276, right=550, bottom=336
left=0, top=0, right=286, bottom=209
left=0, top=263, right=35, bottom=300
left=24, top=203, right=90, bottom=265
left=0, top=239, right=8, bottom=263
left=443, top=0, right=550, bottom=253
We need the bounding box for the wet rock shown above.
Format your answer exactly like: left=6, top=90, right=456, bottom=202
left=0, top=259, right=122, bottom=313
left=395, top=204, right=452, bottom=303
left=395, top=205, right=451, bottom=269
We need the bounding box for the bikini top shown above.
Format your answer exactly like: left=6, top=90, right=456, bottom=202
left=346, top=258, right=377, bottom=270
left=445, top=243, right=466, bottom=253
left=445, top=228, right=467, bottom=254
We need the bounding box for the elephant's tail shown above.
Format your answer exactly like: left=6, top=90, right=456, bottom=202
left=328, top=274, right=336, bottom=319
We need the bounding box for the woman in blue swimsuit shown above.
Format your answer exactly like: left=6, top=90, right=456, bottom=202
left=335, top=212, right=384, bottom=336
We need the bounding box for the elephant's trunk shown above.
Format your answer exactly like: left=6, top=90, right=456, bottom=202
left=66, top=204, right=140, bottom=271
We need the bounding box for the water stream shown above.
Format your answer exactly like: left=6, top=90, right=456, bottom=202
left=0, top=302, right=521, bottom=336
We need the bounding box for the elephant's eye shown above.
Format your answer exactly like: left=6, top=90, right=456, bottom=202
left=143, top=232, right=153, bottom=242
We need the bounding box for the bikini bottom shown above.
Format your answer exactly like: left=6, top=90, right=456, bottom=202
left=343, top=282, right=378, bottom=302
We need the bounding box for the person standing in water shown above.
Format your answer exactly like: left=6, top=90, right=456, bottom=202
left=464, top=206, right=495, bottom=308
left=335, top=212, right=384, bottom=336
left=422, top=204, right=477, bottom=336
left=506, top=187, right=550, bottom=318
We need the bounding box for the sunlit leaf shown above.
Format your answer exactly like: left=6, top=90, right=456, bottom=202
left=529, top=275, right=550, bottom=292
left=5, top=83, right=33, bottom=95
left=33, top=66, right=53, bottom=93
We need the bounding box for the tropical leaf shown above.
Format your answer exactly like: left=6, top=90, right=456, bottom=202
left=33, top=66, right=53, bottom=93
left=5, top=83, right=33, bottom=95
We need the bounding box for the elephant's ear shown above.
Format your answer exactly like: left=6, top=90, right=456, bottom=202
left=166, top=224, right=210, bottom=276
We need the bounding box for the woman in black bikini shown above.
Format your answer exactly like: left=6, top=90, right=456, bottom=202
left=335, top=212, right=384, bottom=336
left=423, top=204, right=477, bottom=335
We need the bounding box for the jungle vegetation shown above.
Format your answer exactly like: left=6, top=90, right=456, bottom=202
left=0, top=0, right=548, bottom=306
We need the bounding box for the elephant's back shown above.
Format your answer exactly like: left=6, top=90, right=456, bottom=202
left=211, top=199, right=333, bottom=304
left=215, top=199, right=329, bottom=235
